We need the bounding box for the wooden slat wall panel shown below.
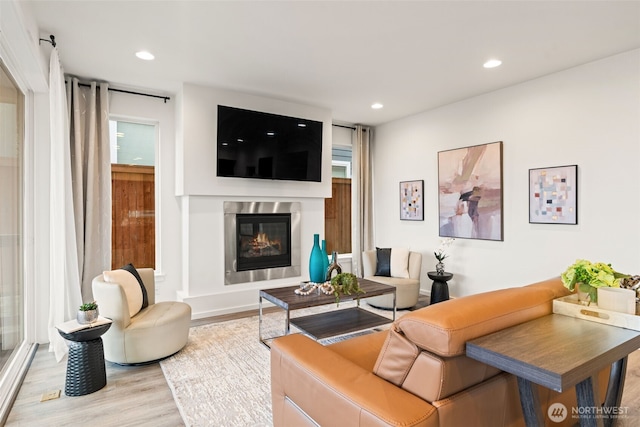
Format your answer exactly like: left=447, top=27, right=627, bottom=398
left=111, top=165, right=155, bottom=269
left=324, top=177, right=351, bottom=255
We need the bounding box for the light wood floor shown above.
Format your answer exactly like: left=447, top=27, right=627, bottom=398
left=5, top=309, right=263, bottom=427
left=5, top=303, right=640, bottom=426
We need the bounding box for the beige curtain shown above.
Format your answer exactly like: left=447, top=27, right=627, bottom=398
left=351, top=125, right=374, bottom=277
left=67, top=77, right=111, bottom=301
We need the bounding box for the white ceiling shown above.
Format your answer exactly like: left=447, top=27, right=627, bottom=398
left=25, top=1, right=640, bottom=126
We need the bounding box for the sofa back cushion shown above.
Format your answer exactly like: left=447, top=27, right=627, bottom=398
left=395, top=278, right=568, bottom=357
left=374, top=248, right=392, bottom=276
left=373, top=278, right=570, bottom=402
left=390, top=247, right=410, bottom=278
left=363, top=249, right=421, bottom=280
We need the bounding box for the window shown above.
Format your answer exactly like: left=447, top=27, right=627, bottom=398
left=324, top=146, right=352, bottom=254
left=109, top=120, right=156, bottom=269
left=0, top=61, right=24, bottom=372
left=331, top=161, right=351, bottom=178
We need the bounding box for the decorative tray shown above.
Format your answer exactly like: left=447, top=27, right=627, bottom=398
left=553, top=295, right=640, bottom=331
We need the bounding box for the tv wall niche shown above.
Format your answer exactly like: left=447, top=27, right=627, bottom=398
left=216, top=105, right=323, bottom=182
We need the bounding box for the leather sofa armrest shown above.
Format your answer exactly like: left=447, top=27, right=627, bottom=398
left=271, top=334, right=438, bottom=427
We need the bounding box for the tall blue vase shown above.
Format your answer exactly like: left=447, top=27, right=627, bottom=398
left=309, top=234, right=325, bottom=283
left=320, top=240, right=330, bottom=281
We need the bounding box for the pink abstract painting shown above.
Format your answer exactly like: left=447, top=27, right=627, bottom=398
left=438, top=141, right=503, bottom=240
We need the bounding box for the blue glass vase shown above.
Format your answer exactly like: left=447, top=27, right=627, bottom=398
left=321, top=240, right=330, bottom=281
left=309, top=234, right=325, bottom=283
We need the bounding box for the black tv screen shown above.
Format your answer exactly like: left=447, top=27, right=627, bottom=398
left=217, top=105, right=323, bottom=182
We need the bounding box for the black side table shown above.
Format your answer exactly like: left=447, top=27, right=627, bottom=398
left=57, top=322, right=112, bottom=396
left=427, top=271, right=453, bottom=305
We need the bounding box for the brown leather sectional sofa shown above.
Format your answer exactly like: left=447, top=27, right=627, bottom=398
left=270, top=278, right=610, bottom=426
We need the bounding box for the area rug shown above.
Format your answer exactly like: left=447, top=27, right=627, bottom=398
left=160, top=302, right=398, bottom=427
left=161, top=305, right=640, bottom=427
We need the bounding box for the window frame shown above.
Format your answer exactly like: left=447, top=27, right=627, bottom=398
left=0, top=56, right=34, bottom=421
left=331, top=160, right=352, bottom=178
left=108, top=116, right=162, bottom=275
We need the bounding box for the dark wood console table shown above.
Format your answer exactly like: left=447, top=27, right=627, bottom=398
left=466, top=314, right=640, bottom=427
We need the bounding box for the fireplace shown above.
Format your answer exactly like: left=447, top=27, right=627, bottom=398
left=236, top=213, right=291, bottom=271
left=224, top=201, right=301, bottom=285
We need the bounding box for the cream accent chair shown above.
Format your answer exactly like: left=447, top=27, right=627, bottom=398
left=92, top=268, right=191, bottom=364
left=363, top=250, right=422, bottom=309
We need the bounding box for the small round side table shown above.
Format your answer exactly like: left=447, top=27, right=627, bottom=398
left=57, top=322, right=112, bottom=396
left=427, top=271, right=453, bottom=305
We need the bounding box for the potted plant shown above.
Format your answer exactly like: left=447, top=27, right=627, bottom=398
left=77, top=301, right=99, bottom=324
left=329, top=273, right=365, bottom=306
left=561, top=259, right=629, bottom=305
left=434, top=238, right=454, bottom=274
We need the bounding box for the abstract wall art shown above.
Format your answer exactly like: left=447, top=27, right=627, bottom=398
left=400, top=180, right=424, bottom=221
left=529, top=165, right=578, bottom=224
left=438, top=141, right=503, bottom=240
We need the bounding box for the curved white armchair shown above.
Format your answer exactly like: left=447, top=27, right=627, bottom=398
left=362, top=250, right=422, bottom=309
left=92, top=268, right=191, bottom=364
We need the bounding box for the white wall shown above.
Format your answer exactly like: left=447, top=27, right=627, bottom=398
left=175, top=84, right=333, bottom=317
left=177, top=83, right=332, bottom=198
left=373, top=50, right=640, bottom=298
left=332, top=124, right=353, bottom=148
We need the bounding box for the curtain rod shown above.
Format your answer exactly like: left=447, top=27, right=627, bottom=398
left=332, top=123, right=356, bottom=130
left=44, top=34, right=170, bottom=103
left=71, top=81, right=171, bottom=103
left=39, top=35, right=56, bottom=47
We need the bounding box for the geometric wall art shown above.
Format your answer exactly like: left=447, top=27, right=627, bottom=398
left=529, top=164, right=578, bottom=224
left=438, top=141, right=503, bottom=240
left=400, top=180, right=424, bottom=221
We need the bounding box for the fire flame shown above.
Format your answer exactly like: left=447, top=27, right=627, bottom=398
left=252, top=233, right=281, bottom=252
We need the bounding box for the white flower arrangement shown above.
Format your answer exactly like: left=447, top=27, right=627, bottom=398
left=434, top=238, right=455, bottom=262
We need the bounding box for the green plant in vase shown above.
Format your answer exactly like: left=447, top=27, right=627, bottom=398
left=77, top=301, right=99, bottom=324
left=561, top=259, right=629, bottom=304
left=79, top=301, right=98, bottom=311
left=330, top=273, right=365, bottom=306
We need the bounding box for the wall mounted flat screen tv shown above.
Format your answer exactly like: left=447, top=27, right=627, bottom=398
left=217, top=105, right=323, bottom=182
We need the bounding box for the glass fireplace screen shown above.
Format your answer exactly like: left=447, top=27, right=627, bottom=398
left=236, top=213, right=291, bottom=271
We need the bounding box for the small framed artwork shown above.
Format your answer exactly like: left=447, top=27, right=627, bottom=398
left=529, top=165, right=578, bottom=224
left=400, top=180, right=424, bottom=221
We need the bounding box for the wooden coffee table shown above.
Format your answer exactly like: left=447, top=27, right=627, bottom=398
left=259, top=278, right=396, bottom=347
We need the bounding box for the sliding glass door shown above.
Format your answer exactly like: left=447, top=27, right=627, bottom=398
left=0, top=61, right=25, bottom=374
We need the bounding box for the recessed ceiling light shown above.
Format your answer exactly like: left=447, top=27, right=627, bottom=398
left=371, top=103, right=383, bottom=109
left=266, top=131, right=276, bottom=136
left=483, top=59, right=502, bottom=69
left=135, top=51, right=155, bottom=61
